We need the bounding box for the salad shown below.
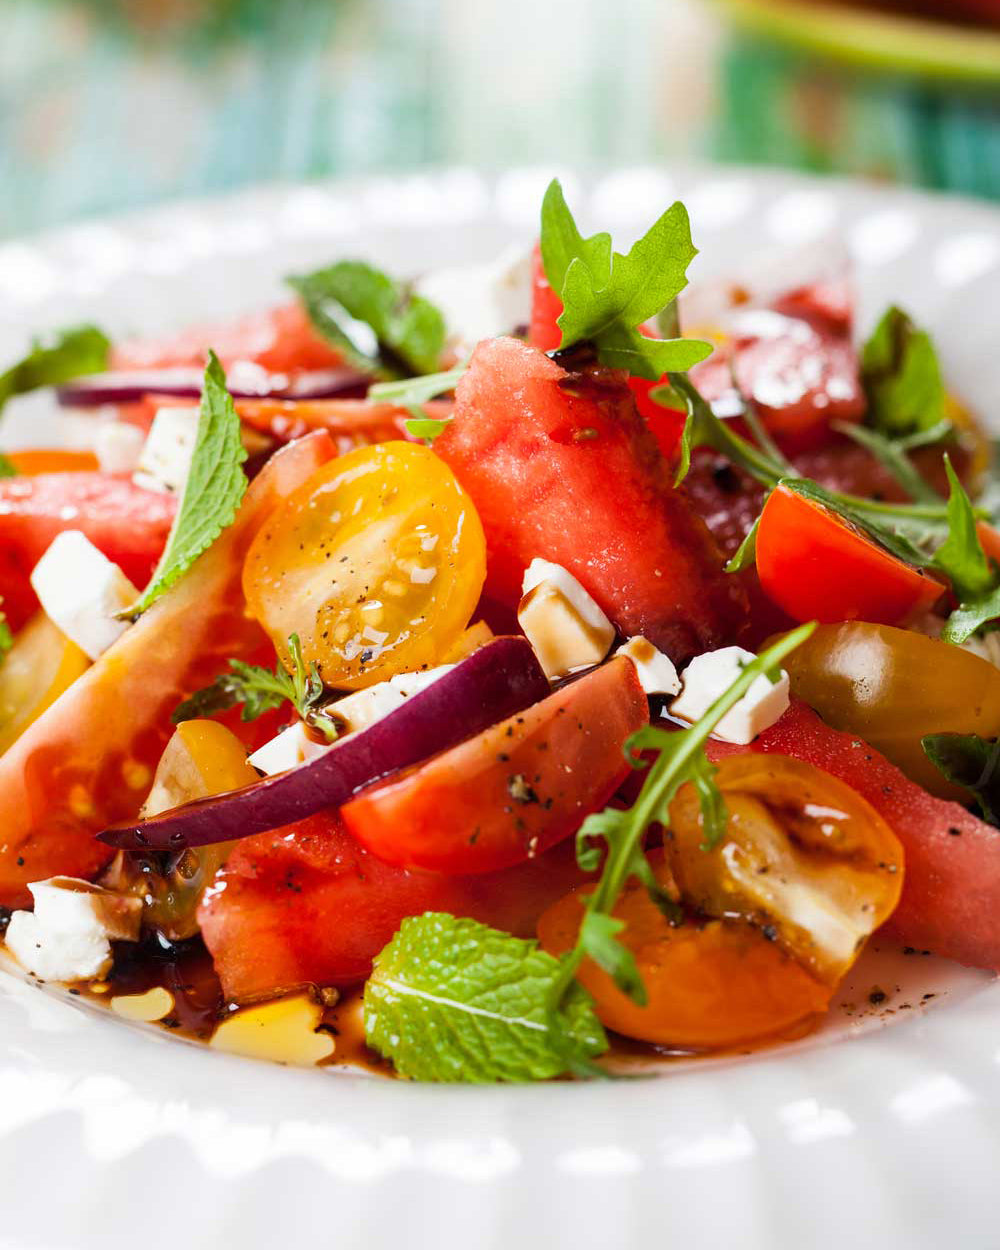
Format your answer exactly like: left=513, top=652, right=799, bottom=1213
left=0, top=179, right=998, bottom=1083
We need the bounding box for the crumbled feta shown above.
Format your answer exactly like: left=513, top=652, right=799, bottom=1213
left=248, top=721, right=332, bottom=776
left=332, top=664, right=455, bottom=736
left=615, top=636, right=681, bottom=696
left=4, top=877, right=141, bottom=983
left=30, top=530, right=138, bottom=660
left=518, top=559, right=615, bottom=680
left=415, top=245, right=532, bottom=354
left=670, top=646, right=789, bottom=745
left=94, top=422, right=145, bottom=474
left=133, top=406, right=199, bottom=495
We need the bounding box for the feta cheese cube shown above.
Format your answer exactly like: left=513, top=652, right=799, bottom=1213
left=332, top=664, right=455, bottom=736
left=415, top=245, right=532, bottom=355
left=94, top=422, right=145, bottom=474
left=133, top=406, right=199, bottom=495
left=615, top=636, right=680, bottom=696
left=670, top=646, right=789, bottom=745
left=248, top=721, right=332, bottom=776
left=518, top=559, right=615, bottom=680
left=4, top=877, right=141, bottom=983
left=30, top=530, right=138, bottom=660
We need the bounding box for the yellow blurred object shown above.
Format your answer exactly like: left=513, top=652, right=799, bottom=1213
left=141, top=719, right=259, bottom=819
left=110, top=986, right=176, bottom=1023
left=210, top=994, right=335, bottom=1066
left=0, top=613, right=89, bottom=756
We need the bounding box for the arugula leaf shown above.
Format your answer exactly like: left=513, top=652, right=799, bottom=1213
left=0, top=455, right=16, bottom=479
left=121, top=352, right=247, bottom=619
left=552, top=623, right=815, bottom=1015
left=725, top=514, right=760, bottom=574
left=540, top=179, right=712, bottom=382
left=0, top=614, right=12, bottom=664
left=0, top=325, right=110, bottom=415
left=289, top=260, right=446, bottom=381
left=369, top=363, right=468, bottom=441
left=922, top=733, right=1000, bottom=823
left=363, top=913, right=607, bottom=1082
left=934, top=457, right=995, bottom=601
left=832, top=420, right=941, bottom=505
left=173, top=632, right=339, bottom=742
left=861, top=305, right=946, bottom=437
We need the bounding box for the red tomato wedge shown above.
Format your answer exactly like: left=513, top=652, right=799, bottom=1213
left=112, top=301, right=344, bottom=375
left=0, top=432, right=336, bottom=910
left=198, top=811, right=591, bottom=1000
left=342, top=657, right=648, bottom=875
left=0, top=473, right=177, bottom=632
left=707, top=701, right=1000, bottom=972
left=756, top=482, right=943, bottom=626
left=434, top=336, right=746, bottom=660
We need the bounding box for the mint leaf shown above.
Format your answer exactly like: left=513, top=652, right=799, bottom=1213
left=122, top=351, right=247, bottom=618
left=555, top=624, right=816, bottom=1016
left=0, top=455, right=16, bottom=479
left=922, top=732, right=1000, bottom=823
left=0, top=325, right=109, bottom=415
left=861, top=306, right=946, bottom=437
left=540, top=179, right=712, bottom=382
left=289, top=260, right=446, bottom=381
left=174, top=632, right=339, bottom=742
left=363, top=913, right=607, bottom=1082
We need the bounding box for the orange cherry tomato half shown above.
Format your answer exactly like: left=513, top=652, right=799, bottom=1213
left=5, top=449, right=100, bottom=475
left=341, top=657, right=649, bottom=875
left=243, top=441, right=486, bottom=689
left=756, top=482, right=943, bottom=625
left=667, top=755, right=904, bottom=985
left=538, top=850, right=831, bottom=1050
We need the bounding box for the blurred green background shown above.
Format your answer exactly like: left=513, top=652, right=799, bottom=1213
left=2, top=0, right=1000, bottom=240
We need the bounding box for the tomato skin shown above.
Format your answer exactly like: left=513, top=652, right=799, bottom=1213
left=756, top=483, right=943, bottom=626
left=706, top=701, right=1000, bottom=972
left=0, top=473, right=177, bottom=632
left=112, top=302, right=344, bottom=375
left=0, top=433, right=336, bottom=910
left=198, top=811, right=590, bottom=1000
left=342, top=657, right=649, bottom=875
left=435, top=336, right=746, bottom=660
left=538, top=851, right=831, bottom=1049
left=780, top=622, right=1000, bottom=802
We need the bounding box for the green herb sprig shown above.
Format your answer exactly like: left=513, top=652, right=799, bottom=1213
left=0, top=325, right=110, bottom=417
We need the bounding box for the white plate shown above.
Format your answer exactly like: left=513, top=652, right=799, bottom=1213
left=2, top=166, right=1000, bottom=1250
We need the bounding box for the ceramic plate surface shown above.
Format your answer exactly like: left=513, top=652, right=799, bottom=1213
left=2, top=166, right=1000, bottom=1250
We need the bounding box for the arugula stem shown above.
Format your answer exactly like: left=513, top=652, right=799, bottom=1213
left=546, top=622, right=817, bottom=1030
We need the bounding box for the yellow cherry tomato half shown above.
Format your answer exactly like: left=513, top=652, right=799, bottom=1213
left=0, top=612, right=89, bottom=756
left=779, top=622, right=1000, bottom=803
left=667, top=755, right=904, bottom=985
left=538, top=851, right=831, bottom=1050
left=243, top=441, right=486, bottom=689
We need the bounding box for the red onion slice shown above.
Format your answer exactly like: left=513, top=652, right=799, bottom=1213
left=98, top=635, right=548, bottom=852
left=58, top=365, right=369, bottom=407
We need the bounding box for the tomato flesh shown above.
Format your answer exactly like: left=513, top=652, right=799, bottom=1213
left=707, top=701, right=1000, bottom=972
left=0, top=433, right=336, bottom=909
left=243, top=441, right=486, bottom=689
left=756, top=483, right=943, bottom=626
left=0, top=472, right=176, bottom=632
left=435, top=336, right=745, bottom=660
left=538, top=851, right=831, bottom=1049
left=198, top=811, right=590, bottom=1000
left=341, top=656, right=648, bottom=875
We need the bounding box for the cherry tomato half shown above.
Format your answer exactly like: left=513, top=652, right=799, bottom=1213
left=538, top=850, right=831, bottom=1050
left=0, top=612, right=89, bottom=756
left=667, top=755, right=904, bottom=984
left=780, top=622, right=1000, bottom=802
left=243, top=441, right=486, bottom=689
left=756, top=483, right=943, bottom=626
left=341, top=657, right=648, bottom=875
